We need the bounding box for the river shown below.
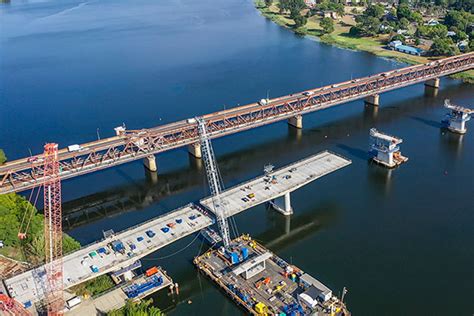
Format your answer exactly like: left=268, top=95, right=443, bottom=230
left=1, top=0, right=473, bottom=314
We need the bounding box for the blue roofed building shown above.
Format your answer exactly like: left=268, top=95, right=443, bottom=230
left=388, top=40, right=424, bottom=56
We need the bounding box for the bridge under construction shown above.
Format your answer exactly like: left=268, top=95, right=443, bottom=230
left=3, top=151, right=351, bottom=310
left=0, top=53, right=472, bottom=194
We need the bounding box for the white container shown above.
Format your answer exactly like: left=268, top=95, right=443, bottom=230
left=66, top=296, right=81, bottom=309
left=67, top=144, right=81, bottom=152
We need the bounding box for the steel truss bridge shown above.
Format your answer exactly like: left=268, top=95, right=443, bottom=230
left=1, top=53, right=473, bottom=194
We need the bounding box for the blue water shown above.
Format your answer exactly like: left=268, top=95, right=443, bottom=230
left=1, top=0, right=473, bottom=315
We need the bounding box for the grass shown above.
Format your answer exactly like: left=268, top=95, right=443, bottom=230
left=255, top=1, right=473, bottom=83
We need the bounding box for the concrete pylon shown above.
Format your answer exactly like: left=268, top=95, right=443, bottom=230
left=143, top=155, right=157, bottom=172
left=188, top=143, right=202, bottom=158
left=288, top=115, right=303, bottom=129
left=270, top=192, right=293, bottom=216
left=425, top=78, right=440, bottom=89
left=364, top=94, right=380, bottom=106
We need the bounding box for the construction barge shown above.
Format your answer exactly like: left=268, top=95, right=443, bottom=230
left=194, top=235, right=349, bottom=316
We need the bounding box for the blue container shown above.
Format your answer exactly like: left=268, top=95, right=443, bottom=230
left=241, top=247, right=248, bottom=260
left=230, top=252, right=239, bottom=264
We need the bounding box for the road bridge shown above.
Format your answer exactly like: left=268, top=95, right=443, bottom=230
left=1, top=53, right=472, bottom=194
left=4, top=151, right=350, bottom=308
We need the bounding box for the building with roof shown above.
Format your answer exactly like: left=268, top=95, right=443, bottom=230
left=388, top=40, right=424, bottom=56
left=299, top=273, right=333, bottom=302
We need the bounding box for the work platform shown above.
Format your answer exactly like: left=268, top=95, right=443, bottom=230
left=200, top=151, right=351, bottom=217
left=4, top=204, right=212, bottom=307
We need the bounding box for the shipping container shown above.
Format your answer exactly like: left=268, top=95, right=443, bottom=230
left=146, top=266, right=159, bottom=277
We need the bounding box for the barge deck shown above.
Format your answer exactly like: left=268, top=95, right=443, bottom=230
left=194, top=235, right=349, bottom=315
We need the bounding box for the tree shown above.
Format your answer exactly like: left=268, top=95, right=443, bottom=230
left=293, top=14, right=307, bottom=28
left=279, top=0, right=306, bottom=13
left=0, top=149, right=6, bottom=165
left=365, top=4, right=385, bottom=19
left=444, top=10, right=473, bottom=32
left=399, top=17, right=410, bottom=29
left=397, top=4, right=413, bottom=20
left=265, top=0, right=273, bottom=7
left=108, top=299, right=163, bottom=316
left=320, top=17, right=335, bottom=33
left=430, top=37, right=459, bottom=55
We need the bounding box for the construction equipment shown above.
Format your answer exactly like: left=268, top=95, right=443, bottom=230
left=196, top=117, right=231, bottom=247
left=0, top=294, right=29, bottom=316
left=43, top=143, right=64, bottom=315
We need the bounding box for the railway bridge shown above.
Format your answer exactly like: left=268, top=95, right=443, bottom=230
left=1, top=53, right=472, bottom=194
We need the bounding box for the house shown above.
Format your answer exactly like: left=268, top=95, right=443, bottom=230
left=322, top=10, right=339, bottom=19
left=304, top=0, right=316, bottom=8
left=388, top=40, right=424, bottom=56
left=458, top=40, right=468, bottom=51
left=342, top=0, right=361, bottom=5
left=425, top=19, right=439, bottom=26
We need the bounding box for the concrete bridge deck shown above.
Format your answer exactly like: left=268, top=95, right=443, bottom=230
left=3, top=151, right=351, bottom=308
left=200, top=151, right=351, bottom=217
left=4, top=204, right=212, bottom=307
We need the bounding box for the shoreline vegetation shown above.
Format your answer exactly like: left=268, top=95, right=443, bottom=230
left=254, top=1, right=473, bottom=83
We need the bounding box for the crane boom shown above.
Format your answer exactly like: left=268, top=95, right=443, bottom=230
left=196, top=117, right=231, bottom=247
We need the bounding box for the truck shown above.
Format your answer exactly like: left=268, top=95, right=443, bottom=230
left=258, top=99, right=269, bottom=106
left=187, top=118, right=197, bottom=124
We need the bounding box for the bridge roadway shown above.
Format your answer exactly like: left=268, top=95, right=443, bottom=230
left=4, top=204, right=213, bottom=307
left=1, top=53, right=471, bottom=194
left=200, top=151, right=351, bottom=217
left=3, top=151, right=351, bottom=307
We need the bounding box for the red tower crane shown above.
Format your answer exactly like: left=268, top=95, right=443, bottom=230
left=43, top=143, right=64, bottom=315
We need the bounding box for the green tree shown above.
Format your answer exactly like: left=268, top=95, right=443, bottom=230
left=444, top=10, right=473, bottom=32
left=320, top=17, right=335, bottom=33
left=0, top=149, right=6, bottom=165
left=399, top=17, right=410, bottom=29
left=397, top=4, right=413, bottom=20
left=265, top=0, right=273, bottom=7
left=293, top=14, right=307, bottom=28
left=108, top=299, right=163, bottom=316
left=365, top=4, right=385, bottom=18
left=430, top=37, right=459, bottom=55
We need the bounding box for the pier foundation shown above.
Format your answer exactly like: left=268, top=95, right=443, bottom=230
left=288, top=115, right=303, bottom=129
left=270, top=192, right=293, bottom=216
left=188, top=143, right=202, bottom=158
left=425, top=78, right=440, bottom=89
left=364, top=94, right=379, bottom=106
left=143, top=155, right=157, bottom=172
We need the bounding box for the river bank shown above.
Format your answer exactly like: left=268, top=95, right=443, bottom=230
left=255, top=1, right=473, bottom=83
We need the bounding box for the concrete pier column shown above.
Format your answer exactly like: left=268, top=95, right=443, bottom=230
left=364, top=94, right=380, bottom=106
left=188, top=143, right=202, bottom=158
left=143, top=155, right=157, bottom=172
left=425, top=78, right=440, bottom=89
left=270, top=192, right=293, bottom=216
left=288, top=115, right=303, bottom=129
left=284, top=192, right=293, bottom=215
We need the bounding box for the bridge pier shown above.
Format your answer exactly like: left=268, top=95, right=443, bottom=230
left=288, top=115, right=303, bottom=129
left=143, top=155, right=157, bottom=172
left=364, top=94, right=380, bottom=106
left=188, top=143, right=202, bottom=158
left=270, top=192, right=293, bottom=216
left=425, top=78, right=440, bottom=89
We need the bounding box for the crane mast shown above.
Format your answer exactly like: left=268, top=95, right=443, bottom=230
left=196, top=117, right=231, bottom=247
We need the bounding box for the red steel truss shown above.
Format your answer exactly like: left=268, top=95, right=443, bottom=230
left=0, top=294, right=30, bottom=315
left=43, top=143, right=64, bottom=315
left=0, top=53, right=473, bottom=194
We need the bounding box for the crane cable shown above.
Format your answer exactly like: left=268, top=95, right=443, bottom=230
left=141, top=231, right=202, bottom=261
left=18, top=185, right=42, bottom=239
